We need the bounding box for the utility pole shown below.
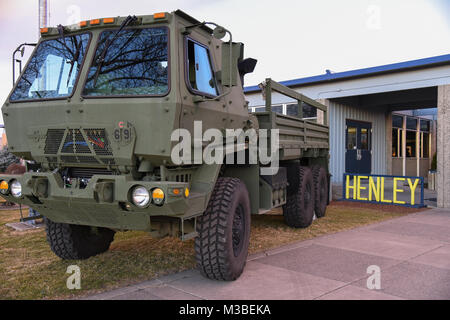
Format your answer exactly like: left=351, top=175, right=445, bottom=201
left=38, top=0, right=49, bottom=92
left=38, top=0, right=49, bottom=36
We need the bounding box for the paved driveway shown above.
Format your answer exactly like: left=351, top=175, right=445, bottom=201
left=86, top=208, right=450, bottom=300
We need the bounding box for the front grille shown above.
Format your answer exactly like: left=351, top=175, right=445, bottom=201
left=60, top=156, right=101, bottom=164
left=100, top=158, right=116, bottom=165
left=78, top=156, right=100, bottom=164
left=175, top=174, right=191, bottom=183
left=60, top=155, right=79, bottom=163
left=74, top=130, right=91, bottom=154
left=46, top=156, right=57, bottom=163
left=61, top=129, right=91, bottom=154
left=44, top=128, right=115, bottom=165
left=44, top=129, right=65, bottom=154
left=61, top=130, right=75, bottom=153
left=84, top=129, right=113, bottom=156
left=166, top=172, right=192, bottom=183
left=69, top=167, right=114, bottom=179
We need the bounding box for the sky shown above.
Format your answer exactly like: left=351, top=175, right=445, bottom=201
left=0, top=0, right=449, bottom=126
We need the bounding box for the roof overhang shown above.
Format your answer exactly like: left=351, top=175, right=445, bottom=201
left=244, top=54, right=450, bottom=94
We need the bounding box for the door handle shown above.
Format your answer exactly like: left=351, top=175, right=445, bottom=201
left=357, top=149, right=362, bottom=161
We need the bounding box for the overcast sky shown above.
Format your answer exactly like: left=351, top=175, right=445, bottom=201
left=0, top=0, right=449, bottom=125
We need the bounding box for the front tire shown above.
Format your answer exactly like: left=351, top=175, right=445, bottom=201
left=195, top=177, right=251, bottom=281
left=44, top=218, right=115, bottom=260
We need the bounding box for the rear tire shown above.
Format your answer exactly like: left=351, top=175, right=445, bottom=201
left=285, top=162, right=301, bottom=194
left=44, top=217, right=115, bottom=260
left=195, top=177, right=251, bottom=281
left=282, top=166, right=315, bottom=228
left=312, top=165, right=328, bottom=218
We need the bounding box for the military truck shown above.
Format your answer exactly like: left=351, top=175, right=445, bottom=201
left=0, top=10, right=329, bottom=281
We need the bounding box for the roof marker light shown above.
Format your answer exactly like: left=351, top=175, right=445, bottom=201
left=79, top=21, right=87, bottom=27
left=90, top=19, right=101, bottom=25
left=103, top=18, right=115, bottom=24
left=40, top=28, right=49, bottom=34
left=153, top=12, right=166, bottom=19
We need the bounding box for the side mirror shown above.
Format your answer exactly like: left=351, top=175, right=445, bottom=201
left=12, top=42, right=36, bottom=86
left=238, top=58, right=257, bottom=87
left=238, top=58, right=257, bottom=76
left=213, top=26, right=227, bottom=40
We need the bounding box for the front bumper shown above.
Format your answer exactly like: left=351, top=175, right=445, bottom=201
left=0, top=172, right=207, bottom=231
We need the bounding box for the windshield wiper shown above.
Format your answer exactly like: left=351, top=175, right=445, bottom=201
left=92, top=15, right=137, bottom=87
left=66, top=39, right=82, bottom=87
left=56, top=24, right=80, bottom=87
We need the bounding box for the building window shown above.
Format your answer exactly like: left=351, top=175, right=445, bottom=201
left=347, top=126, right=357, bottom=150
left=253, top=106, right=265, bottom=113
left=286, top=104, right=298, bottom=116
left=272, top=105, right=283, bottom=114
left=421, top=132, right=430, bottom=158
left=302, top=102, right=317, bottom=118
left=392, top=115, right=403, bottom=128
left=251, top=105, right=282, bottom=113
left=393, top=114, right=432, bottom=159
left=420, top=119, right=430, bottom=132
left=392, top=128, right=403, bottom=157
left=406, top=130, right=417, bottom=157
left=360, top=128, right=370, bottom=150
left=286, top=103, right=317, bottom=119
left=406, top=117, right=418, bottom=131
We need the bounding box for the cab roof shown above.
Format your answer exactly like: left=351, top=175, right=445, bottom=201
left=39, top=10, right=213, bottom=37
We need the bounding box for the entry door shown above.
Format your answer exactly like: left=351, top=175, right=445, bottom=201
left=345, top=120, right=372, bottom=174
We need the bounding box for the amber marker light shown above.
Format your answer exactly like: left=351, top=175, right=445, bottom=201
left=90, top=19, right=101, bottom=25
left=184, top=188, right=190, bottom=198
left=40, top=28, right=49, bottom=34
left=79, top=21, right=87, bottom=27
left=103, top=18, right=115, bottom=24
left=0, top=181, right=9, bottom=195
left=153, top=12, right=166, bottom=19
left=152, top=188, right=165, bottom=206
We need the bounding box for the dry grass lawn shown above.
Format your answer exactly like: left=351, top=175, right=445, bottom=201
left=0, top=202, right=426, bottom=300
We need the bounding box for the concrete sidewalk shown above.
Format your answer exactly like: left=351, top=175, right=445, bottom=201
left=86, top=208, right=450, bottom=300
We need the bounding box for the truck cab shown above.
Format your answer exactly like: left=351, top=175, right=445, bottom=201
left=1, top=10, right=329, bottom=281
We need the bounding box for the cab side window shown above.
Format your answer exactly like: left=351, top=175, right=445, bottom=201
left=186, top=39, right=218, bottom=96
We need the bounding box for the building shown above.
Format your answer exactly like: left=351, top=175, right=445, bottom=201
left=0, top=132, right=7, bottom=150
left=244, top=53, right=450, bottom=207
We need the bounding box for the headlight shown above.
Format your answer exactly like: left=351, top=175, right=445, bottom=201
left=10, top=180, right=22, bottom=198
left=131, top=186, right=150, bottom=208
left=152, top=188, right=165, bottom=206
left=0, top=181, right=9, bottom=195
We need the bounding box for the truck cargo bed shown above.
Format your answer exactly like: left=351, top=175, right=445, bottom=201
left=256, top=112, right=329, bottom=160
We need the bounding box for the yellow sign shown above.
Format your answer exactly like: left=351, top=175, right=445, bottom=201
left=344, top=174, right=423, bottom=207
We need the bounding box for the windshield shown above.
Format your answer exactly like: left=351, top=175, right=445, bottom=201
left=83, top=27, right=169, bottom=97
left=10, top=33, right=91, bottom=102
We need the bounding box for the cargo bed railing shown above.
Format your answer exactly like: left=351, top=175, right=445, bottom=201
left=259, top=78, right=328, bottom=126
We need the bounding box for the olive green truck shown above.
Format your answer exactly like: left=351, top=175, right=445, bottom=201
left=1, top=10, right=329, bottom=281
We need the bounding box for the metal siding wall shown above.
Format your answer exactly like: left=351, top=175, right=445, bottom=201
left=328, top=101, right=387, bottom=182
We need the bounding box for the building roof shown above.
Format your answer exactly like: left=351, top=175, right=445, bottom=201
left=244, top=53, right=450, bottom=93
